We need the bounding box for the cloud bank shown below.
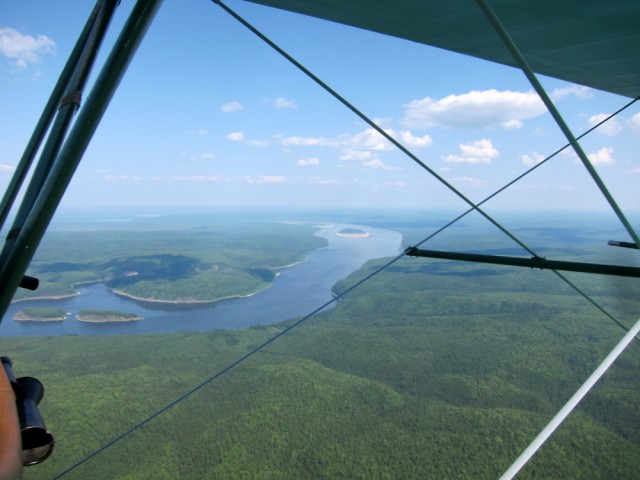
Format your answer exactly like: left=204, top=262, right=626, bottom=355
left=445, top=139, right=499, bottom=164
left=402, top=89, right=546, bottom=129
left=0, top=27, right=55, bottom=69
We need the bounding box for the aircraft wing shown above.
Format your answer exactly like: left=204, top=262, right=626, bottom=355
left=243, top=0, right=640, bottom=99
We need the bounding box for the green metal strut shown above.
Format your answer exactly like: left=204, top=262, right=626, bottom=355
left=405, top=247, right=640, bottom=278
left=0, top=0, right=165, bottom=321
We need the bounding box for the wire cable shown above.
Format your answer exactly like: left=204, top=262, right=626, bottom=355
left=408, top=99, right=639, bottom=337
left=412, top=95, right=639, bottom=253
left=211, top=0, right=543, bottom=260
left=55, top=77, right=637, bottom=480
left=212, top=0, right=637, bottom=330
left=52, top=251, right=408, bottom=478
left=212, top=0, right=635, bottom=336
left=55, top=4, right=638, bottom=476
left=475, top=0, right=640, bottom=249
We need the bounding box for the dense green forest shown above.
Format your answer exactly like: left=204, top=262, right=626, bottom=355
left=2, top=211, right=639, bottom=479
left=13, top=221, right=326, bottom=303
left=76, top=310, right=141, bottom=322
left=13, top=307, right=68, bottom=321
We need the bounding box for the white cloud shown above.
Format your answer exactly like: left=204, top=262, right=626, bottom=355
left=522, top=151, right=545, bottom=167
left=450, top=177, right=487, bottom=186
left=296, top=157, right=320, bottom=167
left=296, top=177, right=343, bottom=185
left=360, top=159, right=396, bottom=170
left=445, top=139, right=499, bottom=164
left=402, top=89, right=546, bottom=129
left=398, top=130, right=432, bottom=148
left=245, top=175, right=286, bottom=184
left=277, top=126, right=431, bottom=169
left=221, top=101, right=244, bottom=113
left=226, top=131, right=245, bottom=142
left=105, top=174, right=221, bottom=183
left=247, top=139, right=270, bottom=147
left=588, top=147, right=615, bottom=166
left=0, top=164, right=16, bottom=172
left=339, top=150, right=377, bottom=161
left=198, top=152, right=216, bottom=160
left=279, top=128, right=429, bottom=152
left=587, top=113, right=623, bottom=136
left=550, top=85, right=593, bottom=100
left=0, top=27, right=55, bottom=69
left=275, top=97, right=297, bottom=109
left=347, top=128, right=393, bottom=151
left=104, top=175, right=142, bottom=182
left=627, top=113, right=640, bottom=135
left=280, top=135, right=329, bottom=147
left=163, top=175, right=221, bottom=182
left=373, top=117, right=393, bottom=127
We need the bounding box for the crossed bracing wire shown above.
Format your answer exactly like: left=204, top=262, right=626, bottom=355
left=213, top=0, right=638, bottom=334
left=54, top=1, right=639, bottom=476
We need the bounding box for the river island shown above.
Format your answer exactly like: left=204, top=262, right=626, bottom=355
left=337, top=228, right=370, bottom=238
left=76, top=309, right=142, bottom=323
left=13, top=307, right=68, bottom=322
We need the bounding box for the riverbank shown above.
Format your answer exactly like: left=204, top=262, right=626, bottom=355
left=76, top=313, right=142, bottom=323
left=0, top=222, right=403, bottom=337
left=13, top=307, right=68, bottom=322
left=11, top=292, right=79, bottom=304
left=13, top=313, right=67, bottom=322
left=109, top=252, right=324, bottom=305
left=111, top=286, right=265, bottom=306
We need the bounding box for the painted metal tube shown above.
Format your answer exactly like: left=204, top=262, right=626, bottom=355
left=475, top=0, right=640, bottom=248
left=0, top=0, right=165, bottom=321
left=405, top=247, right=640, bottom=278
left=0, top=0, right=120, bottom=268
left=0, top=0, right=107, bottom=232
left=499, top=317, right=640, bottom=480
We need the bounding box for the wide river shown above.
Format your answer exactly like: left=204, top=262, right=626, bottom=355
left=1, top=223, right=402, bottom=336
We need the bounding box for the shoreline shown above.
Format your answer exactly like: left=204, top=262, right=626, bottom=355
left=110, top=250, right=323, bottom=305
left=5, top=225, right=384, bottom=317
left=76, top=314, right=142, bottom=323
left=13, top=316, right=66, bottom=322
left=11, top=292, right=79, bottom=304
left=111, top=286, right=266, bottom=306
left=336, top=232, right=370, bottom=239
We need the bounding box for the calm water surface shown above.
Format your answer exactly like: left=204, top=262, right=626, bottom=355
left=1, top=223, right=401, bottom=336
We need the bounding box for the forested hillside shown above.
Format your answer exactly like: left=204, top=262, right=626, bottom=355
left=13, top=221, right=326, bottom=302
left=3, top=241, right=639, bottom=479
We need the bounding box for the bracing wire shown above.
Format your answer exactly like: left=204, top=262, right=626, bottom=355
left=211, top=0, right=541, bottom=259
left=55, top=3, right=639, bottom=476
left=411, top=95, right=639, bottom=252
left=474, top=1, right=640, bottom=473
left=55, top=97, right=636, bottom=475
left=409, top=98, right=640, bottom=337
left=212, top=0, right=636, bottom=335
left=476, top=0, right=640, bottom=249
left=52, top=252, right=408, bottom=478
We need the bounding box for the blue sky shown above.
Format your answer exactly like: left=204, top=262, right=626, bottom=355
left=1, top=0, right=639, bottom=213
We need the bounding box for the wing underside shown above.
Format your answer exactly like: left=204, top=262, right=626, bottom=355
left=243, top=0, right=640, bottom=98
